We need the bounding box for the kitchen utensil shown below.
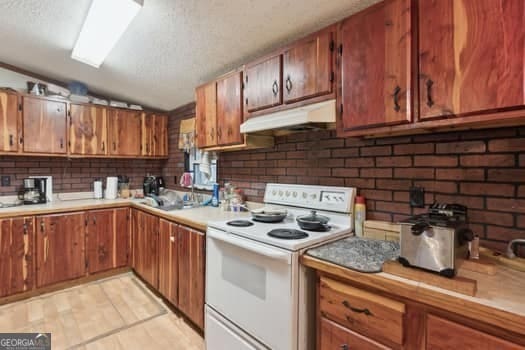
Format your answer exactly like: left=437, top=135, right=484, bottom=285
left=105, top=177, right=118, bottom=199
left=180, top=172, right=193, bottom=187
left=250, top=207, right=288, bottom=223
left=118, top=175, right=130, bottom=198
left=296, top=210, right=330, bottom=231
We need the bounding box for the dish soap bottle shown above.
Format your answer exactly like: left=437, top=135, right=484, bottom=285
left=211, top=183, right=220, bottom=207
left=354, top=196, right=366, bottom=237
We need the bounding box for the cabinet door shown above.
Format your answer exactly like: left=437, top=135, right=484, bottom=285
left=141, top=113, right=168, bottom=157
left=320, top=317, right=391, bottom=350
left=114, top=208, right=130, bottom=268
left=283, top=28, right=334, bottom=104
left=244, top=55, right=282, bottom=114
left=86, top=210, right=113, bottom=274
left=0, top=90, right=19, bottom=152
left=419, top=0, right=525, bottom=120
left=36, top=212, right=85, bottom=288
left=195, top=82, right=217, bottom=148
left=69, top=104, right=108, bottom=155
left=0, top=217, right=33, bottom=297
left=216, top=72, right=243, bottom=146
left=158, top=219, right=178, bottom=306
left=131, top=210, right=159, bottom=288
left=338, top=0, right=412, bottom=131
left=108, top=108, right=141, bottom=156
left=23, top=97, right=67, bottom=154
left=427, top=315, right=525, bottom=350
left=178, top=226, right=205, bottom=329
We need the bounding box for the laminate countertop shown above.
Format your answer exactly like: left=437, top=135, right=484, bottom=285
left=302, top=252, right=525, bottom=337
left=0, top=196, right=260, bottom=232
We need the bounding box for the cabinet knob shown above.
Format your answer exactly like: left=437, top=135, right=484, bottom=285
left=272, top=80, right=279, bottom=96
left=285, top=76, right=292, bottom=93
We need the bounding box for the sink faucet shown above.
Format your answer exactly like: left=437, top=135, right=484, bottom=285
left=506, top=239, right=525, bottom=259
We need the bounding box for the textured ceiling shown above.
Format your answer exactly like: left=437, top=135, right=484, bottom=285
left=0, top=0, right=381, bottom=111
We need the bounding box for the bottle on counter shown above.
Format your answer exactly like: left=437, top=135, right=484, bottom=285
left=211, top=183, right=220, bottom=207
left=354, top=196, right=366, bottom=237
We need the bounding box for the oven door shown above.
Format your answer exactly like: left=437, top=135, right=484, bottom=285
left=206, top=228, right=298, bottom=350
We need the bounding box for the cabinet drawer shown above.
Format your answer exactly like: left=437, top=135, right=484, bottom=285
left=427, top=315, right=525, bottom=350
left=320, top=317, right=391, bottom=350
left=319, top=276, right=405, bottom=345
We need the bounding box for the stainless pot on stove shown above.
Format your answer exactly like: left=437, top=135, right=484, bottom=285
left=296, top=210, right=330, bottom=231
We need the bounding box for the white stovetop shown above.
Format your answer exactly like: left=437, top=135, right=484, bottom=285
left=208, top=207, right=352, bottom=252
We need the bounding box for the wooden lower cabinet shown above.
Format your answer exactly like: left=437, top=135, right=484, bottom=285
left=131, top=209, right=159, bottom=288
left=0, top=217, right=34, bottom=297
left=35, top=212, right=86, bottom=288
left=86, top=208, right=129, bottom=274
left=158, top=219, right=178, bottom=306
left=320, top=317, right=390, bottom=350
left=178, top=225, right=205, bottom=329
left=426, top=315, right=525, bottom=350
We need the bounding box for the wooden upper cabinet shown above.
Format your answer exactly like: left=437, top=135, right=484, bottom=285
left=283, top=28, right=334, bottom=104
left=36, top=212, right=86, bottom=288
left=22, top=96, right=67, bottom=154
left=244, top=54, right=282, bottom=115
left=108, top=108, right=141, bottom=156
left=141, top=113, right=168, bottom=157
left=0, top=90, right=19, bottom=153
left=0, top=217, right=33, bottom=297
left=195, top=82, right=217, bottom=148
left=69, top=104, right=108, bottom=156
left=216, top=72, right=243, bottom=146
left=419, top=0, right=525, bottom=120
left=338, top=0, right=412, bottom=132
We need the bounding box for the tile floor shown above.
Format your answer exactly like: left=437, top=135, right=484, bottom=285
left=0, top=273, right=204, bottom=350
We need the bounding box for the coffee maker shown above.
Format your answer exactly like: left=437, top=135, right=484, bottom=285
left=143, top=176, right=165, bottom=197
left=23, top=178, right=47, bottom=205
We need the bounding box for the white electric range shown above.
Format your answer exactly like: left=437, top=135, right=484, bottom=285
left=205, top=184, right=356, bottom=350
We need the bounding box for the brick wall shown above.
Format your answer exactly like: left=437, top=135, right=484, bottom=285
left=219, top=127, right=525, bottom=253
left=0, top=156, right=166, bottom=196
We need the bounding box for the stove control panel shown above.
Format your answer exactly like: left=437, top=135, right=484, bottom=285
left=264, top=184, right=356, bottom=213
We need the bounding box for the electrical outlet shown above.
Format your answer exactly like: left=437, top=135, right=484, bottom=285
left=174, top=176, right=177, bottom=185
left=409, top=187, right=425, bottom=208
left=1, top=176, right=11, bottom=187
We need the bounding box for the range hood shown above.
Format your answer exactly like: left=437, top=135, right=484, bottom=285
left=240, top=99, right=336, bottom=134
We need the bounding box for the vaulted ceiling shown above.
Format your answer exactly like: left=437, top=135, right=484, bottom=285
left=0, top=0, right=380, bottom=111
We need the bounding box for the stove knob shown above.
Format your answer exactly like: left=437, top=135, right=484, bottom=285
left=293, top=191, right=297, bottom=197
left=285, top=191, right=290, bottom=197
left=272, top=190, right=277, bottom=196
left=338, top=196, right=344, bottom=202
left=302, top=192, right=308, bottom=199
left=311, top=194, right=317, bottom=200
left=279, top=190, right=283, bottom=196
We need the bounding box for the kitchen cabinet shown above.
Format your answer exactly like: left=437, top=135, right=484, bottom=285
left=158, top=219, right=178, bottom=306
left=86, top=208, right=129, bottom=274
left=108, top=108, right=142, bottom=156
left=178, top=225, right=205, bottom=329
left=131, top=209, right=159, bottom=288
left=69, top=104, right=108, bottom=156
left=0, top=89, right=20, bottom=153
left=283, top=27, right=334, bottom=104
left=0, top=217, right=33, bottom=297
left=195, top=82, right=217, bottom=148
left=22, top=96, right=67, bottom=154
left=141, top=113, right=168, bottom=157
left=243, top=54, right=282, bottom=115
left=427, top=315, right=525, bottom=350
left=337, top=0, right=412, bottom=134
left=418, top=0, right=525, bottom=120
left=35, top=212, right=86, bottom=288
left=320, top=317, right=390, bottom=350
left=216, top=71, right=243, bottom=146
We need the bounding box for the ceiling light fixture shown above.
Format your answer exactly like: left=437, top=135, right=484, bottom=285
left=71, top=0, right=143, bottom=68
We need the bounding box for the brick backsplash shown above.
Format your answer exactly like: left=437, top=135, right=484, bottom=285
left=218, top=126, right=525, bottom=253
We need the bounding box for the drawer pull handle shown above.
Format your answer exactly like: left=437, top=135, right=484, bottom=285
left=393, top=85, right=401, bottom=112
left=342, top=300, right=373, bottom=316
left=426, top=79, right=434, bottom=108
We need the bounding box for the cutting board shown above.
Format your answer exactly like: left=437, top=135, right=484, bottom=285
left=363, top=220, right=400, bottom=242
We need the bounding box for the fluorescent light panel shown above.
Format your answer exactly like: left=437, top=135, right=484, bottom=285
left=71, top=0, right=142, bottom=68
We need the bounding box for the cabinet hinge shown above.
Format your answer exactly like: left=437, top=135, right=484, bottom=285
left=18, top=103, right=22, bottom=111
left=241, top=81, right=245, bottom=90
left=330, top=72, right=335, bottom=82
left=329, top=40, right=335, bottom=51
left=68, top=109, right=71, bottom=117
left=85, top=260, right=89, bottom=269
left=245, top=75, right=248, bottom=84
left=338, top=44, right=343, bottom=56
left=245, top=98, right=248, bottom=105
left=340, top=104, right=343, bottom=118
left=85, top=218, right=88, bottom=226
left=68, top=141, right=71, bottom=149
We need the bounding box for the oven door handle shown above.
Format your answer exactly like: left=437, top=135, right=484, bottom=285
left=208, top=230, right=292, bottom=264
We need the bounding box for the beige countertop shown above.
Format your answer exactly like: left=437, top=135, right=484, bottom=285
left=0, top=194, right=260, bottom=232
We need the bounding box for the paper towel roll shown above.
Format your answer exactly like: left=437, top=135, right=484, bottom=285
left=105, top=177, right=118, bottom=199
left=94, top=180, right=103, bottom=199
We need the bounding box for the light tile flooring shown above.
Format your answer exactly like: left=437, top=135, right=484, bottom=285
left=0, top=273, right=204, bottom=350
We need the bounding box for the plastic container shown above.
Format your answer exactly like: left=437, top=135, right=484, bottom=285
left=354, top=196, right=366, bottom=237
